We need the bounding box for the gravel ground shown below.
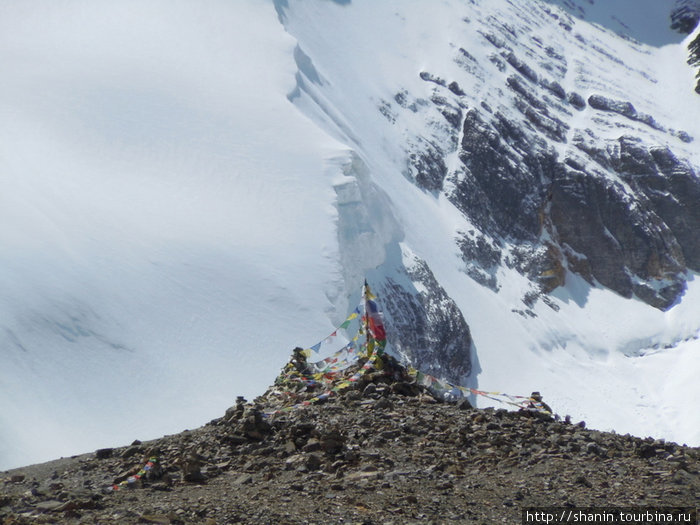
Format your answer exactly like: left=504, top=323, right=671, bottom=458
left=2, top=360, right=698, bottom=524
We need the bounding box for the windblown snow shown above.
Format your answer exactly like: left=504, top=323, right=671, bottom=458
left=1, top=0, right=698, bottom=469
left=0, top=1, right=347, bottom=469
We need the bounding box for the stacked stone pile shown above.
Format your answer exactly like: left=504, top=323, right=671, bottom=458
left=2, top=355, right=698, bottom=524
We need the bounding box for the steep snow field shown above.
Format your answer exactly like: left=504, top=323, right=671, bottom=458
left=0, top=1, right=348, bottom=469
left=1, top=0, right=698, bottom=469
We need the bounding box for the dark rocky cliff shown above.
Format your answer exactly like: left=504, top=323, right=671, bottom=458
left=672, top=0, right=700, bottom=35
left=673, top=0, right=700, bottom=93
left=689, top=30, right=700, bottom=94
left=391, top=10, right=700, bottom=313
left=378, top=254, right=473, bottom=381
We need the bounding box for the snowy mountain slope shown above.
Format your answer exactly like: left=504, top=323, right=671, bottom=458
left=276, top=0, right=700, bottom=443
left=0, top=1, right=350, bottom=470
left=1, top=0, right=699, bottom=470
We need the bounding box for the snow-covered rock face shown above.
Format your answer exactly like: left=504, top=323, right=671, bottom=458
left=279, top=0, right=700, bottom=313
left=689, top=27, right=700, bottom=93
left=279, top=0, right=700, bottom=446
left=672, top=0, right=700, bottom=34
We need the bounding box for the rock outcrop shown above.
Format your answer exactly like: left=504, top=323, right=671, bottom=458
left=405, top=10, right=700, bottom=311
left=689, top=28, right=700, bottom=94
left=672, top=0, right=700, bottom=35
left=379, top=252, right=473, bottom=382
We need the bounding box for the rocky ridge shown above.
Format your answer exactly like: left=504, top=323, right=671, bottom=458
left=672, top=0, right=700, bottom=35
left=2, top=355, right=698, bottom=524
left=417, top=10, right=700, bottom=312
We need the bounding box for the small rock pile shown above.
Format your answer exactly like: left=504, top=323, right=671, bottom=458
left=2, top=353, right=698, bottom=524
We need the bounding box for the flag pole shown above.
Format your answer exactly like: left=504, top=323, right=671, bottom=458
left=363, top=279, right=374, bottom=358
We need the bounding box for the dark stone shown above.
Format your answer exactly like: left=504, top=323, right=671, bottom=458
left=149, top=482, right=172, bottom=492
left=305, top=453, right=322, bottom=471
left=457, top=399, right=473, bottom=410
left=489, top=54, right=507, bottom=72
left=645, top=147, right=700, bottom=271
left=506, top=52, right=538, bottom=82
left=636, top=113, right=665, bottom=131
left=482, top=32, right=506, bottom=48
left=362, top=383, right=377, bottom=397
left=587, top=95, right=665, bottom=130
left=448, top=81, right=465, bottom=96
left=689, top=31, right=700, bottom=68
left=672, top=469, right=695, bottom=485
left=224, top=434, right=248, bottom=447
left=611, top=136, right=658, bottom=176
left=688, top=32, right=700, bottom=94
left=394, top=90, right=409, bottom=107
left=374, top=398, right=394, bottom=410
left=540, top=78, right=566, bottom=100
left=95, top=448, right=113, bottom=460
left=588, top=94, right=637, bottom=119
left=455, top=47, right=479, bottom=74
left=419, top=71, right=446, bottom=86
left=451, top=102, right=696, bottom=310
left=674, top=130, right=693, bottom=142
left=239, top=406, right=273, bottom=440
left=180, top=454, right=206, bottom=483
left=408, top=141, right=448, bottom=192
left=291, top=422, right=316, bottom=437
left=568, top=92, right=586, bottom=110
left=320, top=436, right=345, bottom=454
left=637, top=444, right=657, bottom=459
left=120, top=446, right=143, bottom=459
left=391, top=382, right=419, bottom=397
left=457, top=232, right=501, bottom=291
left=507, top=76, right=546, bottom=110
left=516, top=98, right=569, bottom=142
left=671, top=2, right=700, bottom=34
left=586, top=442, right=601, bottom=455
left=574, top=475, right=593, bottom=488
left=440, top=106, right=463, bottom=129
